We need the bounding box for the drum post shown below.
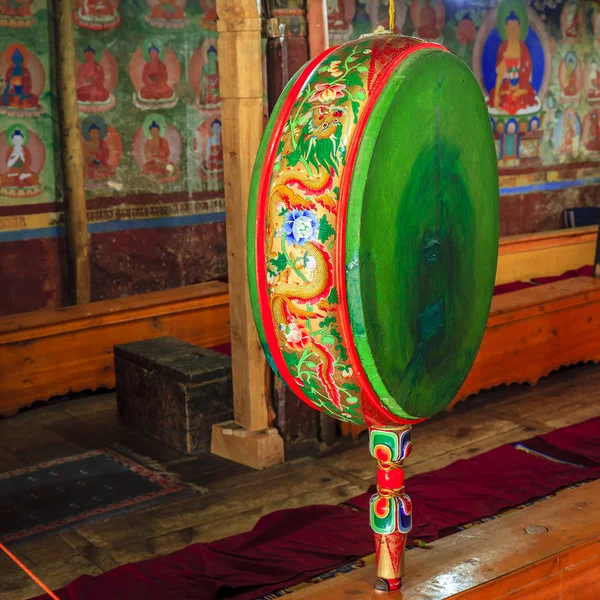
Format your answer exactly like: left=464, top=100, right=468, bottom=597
left=369, top=426, right=413, bottom=591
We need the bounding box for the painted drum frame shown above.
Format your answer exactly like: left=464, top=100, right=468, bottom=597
left=248, top=34, right=498, bottom=428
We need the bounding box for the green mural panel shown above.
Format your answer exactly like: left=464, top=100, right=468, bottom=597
left=0, top=3, right=61, bottom=208
left=72, top=1, right=224, bottom=198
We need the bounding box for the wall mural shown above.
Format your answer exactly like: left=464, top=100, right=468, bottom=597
left=331, top=0, right=600, bottom=167
left=73, top=2, right=224, bottom=198
left=0, top=4, right=60, bottom=208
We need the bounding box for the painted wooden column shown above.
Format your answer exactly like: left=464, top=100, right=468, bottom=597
left=307, top=0, right=329, bottom=58
left=595, top=222, right=600, bottom=278
left=55, top=0, right=91, bottom=305
left=211, top=0, right=284, bottom=469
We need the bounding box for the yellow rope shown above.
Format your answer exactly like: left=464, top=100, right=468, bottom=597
left=389, top=0, right=395, bottom=31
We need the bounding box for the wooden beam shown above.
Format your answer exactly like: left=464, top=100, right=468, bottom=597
left=496, top=225, right=597, bottom=285
left=212, top=0, right=284, bottom=469
left=294, top=480, right=600, bottom=599
left=0, top=282, right=230, bottom=417
left=55, top=0, right=91, bottom=305
left=307, top=0, right=329, bottom=58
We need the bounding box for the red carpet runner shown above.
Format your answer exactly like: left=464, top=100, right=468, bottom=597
left=31, top=416, right=600, bottom=600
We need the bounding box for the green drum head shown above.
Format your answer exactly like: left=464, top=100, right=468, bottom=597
left=248, top=36, right=498, bottom=427
left=346, top=50, right=499, bottom=419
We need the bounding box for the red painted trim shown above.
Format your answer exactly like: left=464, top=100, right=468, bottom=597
left=87, top=190, right=223, bottom=210
left=336, top=42, right=444, bottom=427
left=0, top=203, right=61, bottom=217
left=255, top=46, right=340, bottom=411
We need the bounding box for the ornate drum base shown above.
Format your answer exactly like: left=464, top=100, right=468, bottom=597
left=369, top=427, right=412, bottom=590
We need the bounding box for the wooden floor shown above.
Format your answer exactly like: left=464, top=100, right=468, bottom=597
left=1, top=363, right=600, bottom=600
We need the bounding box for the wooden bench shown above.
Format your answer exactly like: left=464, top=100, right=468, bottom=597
left=1, top=227, right=597, bottom=420
left=0, top=281, right=230, bottom=417
left=452, top=276, right=600, bottom=406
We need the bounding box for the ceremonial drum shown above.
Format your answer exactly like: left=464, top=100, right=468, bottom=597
left=248, top=33, right=499, bottom=591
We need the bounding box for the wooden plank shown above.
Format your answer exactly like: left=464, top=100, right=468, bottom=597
left=294, top=480, right=600, bottom=599
left=0, top=419, right=83, bottom=464
left=72, top=462, right=362, bottom=552
left=496, top=226, right=597, bottom=285
left=216, top=0, right=271, bottom=435
left=319, top=409, right=523, bottom=482
left=0, top=281, right=228, bottom=338
left=455, top=278, right=600, bottom=405
left=55, top=0, right=90, bottom=304
left=307, top=0, right=329, bottom=58
left=105, top=481, right=364, bottom=565
left=0, top=554, right=102, bottom=600
left=0, top=282, right=230, bottom=417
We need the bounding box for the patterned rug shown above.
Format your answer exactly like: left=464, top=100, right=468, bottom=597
left=0, top=449, right=189, bottom=545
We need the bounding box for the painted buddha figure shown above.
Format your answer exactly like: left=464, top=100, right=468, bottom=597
left=200, top=46, right=220, bottom=108
left=198, top=0, right=216, bottom=29
left=417, top=0, right=441, bottom=40
left=588, top=59, right=600, bottom=102
left=562, top=57, right=579, bottom=97
left=560, top=111, right=577, bottom=154
left=139, top=43, right=174, bottom=101
left=204, top=118, right=223, bottom=173
left=563, top=0, right=579, bottom=40
left=77, top=46, right=110, bottom=104
left=143, top=120, right=177, bottom=181
left=83, top=123, right=111, bottom=181
left=74, top=0, right=120, bottom=30
left=584, top=110, right=600, bottom=152
left=1, top=47, right=39, bottom=110
left=1, top=128, right=39, bottom=189
left=149, top=0, right=185, bottom=21
left=488, top=11, right=536, bottom=114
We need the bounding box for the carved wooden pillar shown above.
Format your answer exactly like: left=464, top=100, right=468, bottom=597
left=211, top=0, right=284, bottom=469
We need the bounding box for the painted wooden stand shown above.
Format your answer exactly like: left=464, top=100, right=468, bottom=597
left=369, top=427, right=412, bottom=591
left=248, top=31, right=499, bottom=587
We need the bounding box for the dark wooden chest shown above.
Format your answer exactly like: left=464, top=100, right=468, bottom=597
left=114, top=337, right=233, bottom=455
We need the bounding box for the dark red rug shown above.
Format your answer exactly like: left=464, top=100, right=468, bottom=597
left=31, top=416, right=600, bottom=600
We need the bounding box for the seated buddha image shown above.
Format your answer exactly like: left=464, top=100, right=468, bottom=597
left=559, top=109, right=580, bottom=156
left=583, top=109, right=600, bottom=153
left=76, top=44, right=117, bottom=113
left=136, top=115, right=180, bottom=184
left=73, top=0, right=121, bottom=32
left=559, top=52, right=581, bottom=104
left=487, top=11, right=539, bottom=116
left=587, top=58, right=600, bottom=104
left=195, top=118, right=223, bottom=191
left=146, top=0, right=188, bottom=28
left=410, top=0, right=445, bottom=43
left=327, top=0, right=356, bottom=42
left=0, top=45, right=44, bottom=117
left=190, top=43, right=220, bottom=111
left=81, top=116, right=121, bottom=185
left=0, top=0, right=35, bottom=27
left=560, top=0, right=580, bottom=44
left=0, top=125, right=43, bottom=198
left=131, top=41, right=179, bottom=111
left=199, top=0, right=217, bottom=31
